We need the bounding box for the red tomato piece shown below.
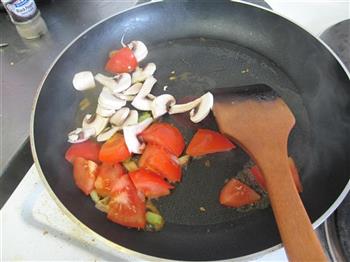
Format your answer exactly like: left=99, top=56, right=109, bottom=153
left=73, top=157, right=98, bottom=195
left=219, top=178, right=261, bottom=208
left=105, top=47, right=138, bottom=74
left=186, top=129, right=236, bottom=157
left=107, top=174, right=146, bottom=229
left=65, top=140, right=101, bottom=163
left=129, top=168, right=174, bottom=198
left=99, top=133, right=131, bottom=164
left=250, top=165, right=267, bottom=190
left=94, top=163, right=124, bottom=197
left=250, top=157, right=303, bottom=193
left=139, top=145, right=182, bottom=183
left=139, top=123, right=185, bottom=157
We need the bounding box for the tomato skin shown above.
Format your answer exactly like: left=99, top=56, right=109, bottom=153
left=105, top=47, right=138, bottom=74
left=107, top=174, right=146, bottom=229
left=219, top=178, right=261, bottom=208
left=139, top=145, right=182, bottom=183
left=73, top=157, right=98, bottom=195
left=99, top=133, right=131, bottom=164
left=139, top=123, right=185, bottom=157
left=65, top=140, right=101, bottom=163
left=129, top=168, right=174, bottom=198
left=250, top=157, right=303, bottom=193
left=94, top=163, right=124, bottom=197
left=186, top=129, right=236, bottom=157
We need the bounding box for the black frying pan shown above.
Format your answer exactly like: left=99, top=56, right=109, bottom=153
left=31, top=0, right=350, bottom=260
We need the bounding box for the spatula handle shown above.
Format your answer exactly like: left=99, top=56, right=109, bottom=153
left=259, top=155, right=327, bottom=261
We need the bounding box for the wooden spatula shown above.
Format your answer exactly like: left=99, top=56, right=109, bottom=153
left=212, top=84, right=327, bottom=261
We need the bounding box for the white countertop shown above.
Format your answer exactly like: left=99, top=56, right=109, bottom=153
left=1, top=1, right=349, bottom=261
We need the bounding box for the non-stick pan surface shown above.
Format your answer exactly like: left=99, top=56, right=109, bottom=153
left=31, top=1, right=350, bottom=260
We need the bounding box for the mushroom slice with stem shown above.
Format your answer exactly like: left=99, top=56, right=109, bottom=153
left=127, top=41, right=148, bottom=62
left=151, top=94, right=176, bottom=118
left=132, top=63, right=156, bottom=83
left=169, top=97, right=201, bottom=114
left=123, top=83, right=142, bottom=95
left=97, top=126, right=121, bottom=142
left=68, top=127, right=95, bottom=143
left=98, top=88, right=126, bottom=111
left=190, top=92, right=214, bottom=123
left=95, top=73, right=131, bottom=94
left=82, top=114, right=109, bottom=136
left=123, top=110, right=138, bottom=126
left=110, top=107, right=130, bottom=126
left=123, top=118, right=153, bottom=154
left=73, top=71, right=95, bottom=91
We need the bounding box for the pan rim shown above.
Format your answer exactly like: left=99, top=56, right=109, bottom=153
left=29, top=0, right=350, bottom=261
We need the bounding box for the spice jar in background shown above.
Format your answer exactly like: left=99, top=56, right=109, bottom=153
left=1, top=0, right=47, bottom=39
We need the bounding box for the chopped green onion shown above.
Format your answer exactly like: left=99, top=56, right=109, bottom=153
left=138, top=112, right=152, bottom=122
left=90, top=190, right=100, bottom=203
left=95, top=202, right=109, bottom=213
left=146, top=211, right=164, bottom=231
left=178, top=155, right=191, bottom=167
left=122, top=160, right=138, bottom=172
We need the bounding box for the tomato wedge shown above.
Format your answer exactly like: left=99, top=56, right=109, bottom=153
left=65, top=140, right=101, bottom=163
left=186, top=129, right=236, bottom=157
left=250, top=157, right=303, bottom=193
left=73, top=157, right=98, bottom=195
left=139, top=145, right=182, bottom=183
left=139, top=123, right=185, bottom=157
left=94, top=163, right=124, bottom=197
left=99, top=133, right=131, bottom=164
left=129, top=168, right=174, bottom=198
left=105, top=47, right=138, bottom=74
left=219, top=178, right=261, bottom=208
left=107, top=174, right=146, bottom=229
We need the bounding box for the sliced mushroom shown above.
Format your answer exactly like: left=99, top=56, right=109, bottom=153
left=123, top=110, right=138, bottom=126
left=67, top=127, right=95, bottom=143
left=123, top=82, right=142, bottom=95
left=135, top=76, right=157, bottom=98
left=151, top=94, right=176, bottom=118
left=82, top=114, right=109, bottom=136
left=110, top=107, right=130, bottom=126
left=97, top=126, right=121, bottom=142
left=95, top=73, right=131, bottom=94
left=127, top=41, right=148, bottom=62
left=190, top=92, right=214, bottom=123
left=96, top=103, right=115, bottom=117
left=131, top=97, right=152, bottom=111
left=98, top=88, right=126, bottom=110
left=123, top=118, right=153, bottom=154
left=112, top=73, right=132, bottom=93
left=131, top=76, right=157, bottom=111
left=114, top=93, right=135, bottom=101
left=147, top=94, right=156, bottom=100
left=132, top=63, right=156, bottom=83
left=72, top=71, right=95, bottom=91
left=169, top=97, right=201, bottom=114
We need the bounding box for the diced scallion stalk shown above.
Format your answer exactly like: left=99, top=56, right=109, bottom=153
left=146, top=211, right=164, bottom=231
left=90, top=190, right=100, bottom=203
left=178, top=155, right=191, bottom=167
left=122, top=160, right=138, bottom=172
left=138, top=112, right=152, bottom=122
